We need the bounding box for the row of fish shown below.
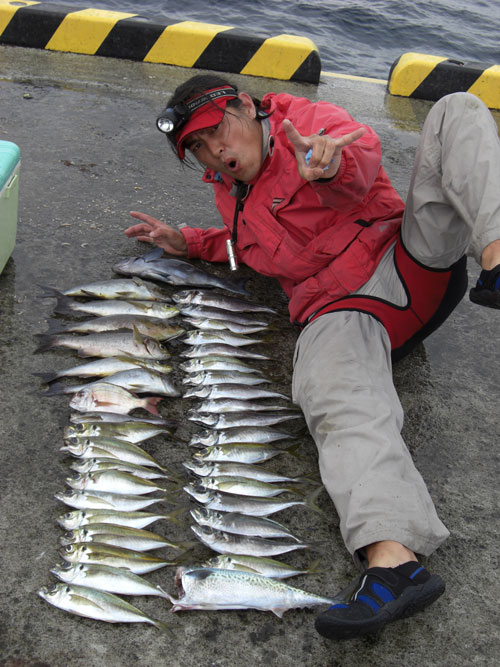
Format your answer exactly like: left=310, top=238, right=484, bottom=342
left=35, top=252, right=335, bottom=628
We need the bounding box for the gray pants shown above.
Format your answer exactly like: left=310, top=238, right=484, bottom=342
left=292, top=93, right=500, bottom=566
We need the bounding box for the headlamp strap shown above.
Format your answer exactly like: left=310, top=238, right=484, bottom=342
left=186, top=87, right=238, bottom=115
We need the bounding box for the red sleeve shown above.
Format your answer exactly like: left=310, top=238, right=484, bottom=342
left=180, top=225, right=231, bottom=262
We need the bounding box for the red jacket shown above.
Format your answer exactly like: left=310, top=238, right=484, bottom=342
left=181, top=92, right=405, bottom=323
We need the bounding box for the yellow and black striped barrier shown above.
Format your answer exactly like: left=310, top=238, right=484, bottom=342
left=388, top=52, right=500, bottom=111
left=0, top=0, right=321, bottom=83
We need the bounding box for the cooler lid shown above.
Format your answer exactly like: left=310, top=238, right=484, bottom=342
left=0, top=141, right=21, bottom=191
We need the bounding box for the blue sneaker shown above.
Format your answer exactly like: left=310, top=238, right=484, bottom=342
left=470, top=264, right=500, bottom=308
left=315, top=561, right=445, bottom=640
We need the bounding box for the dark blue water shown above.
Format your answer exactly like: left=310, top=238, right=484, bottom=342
left=72, top=0, right=500, bottom=79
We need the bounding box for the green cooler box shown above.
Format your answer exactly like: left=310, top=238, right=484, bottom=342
left=0, top=141, right=21, bottom=274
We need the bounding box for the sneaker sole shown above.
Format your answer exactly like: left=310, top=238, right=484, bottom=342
left=315, top=574, right=445, bottom=641
left=469, top=287, right=500, bottom=309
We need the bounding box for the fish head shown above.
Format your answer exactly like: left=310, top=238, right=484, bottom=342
left=65, top=472, right=86, bottom=490
left=69, top=458, right=95, bottom=474
left=60, top=437, right=87, bottom=456
left=59, top=542, right=87, bottom=563
left=190, top=523, right=214, bottom=543
left=38, top=582, right=65, bottom=602
left=182, top=460, right=211, bottom=476
left=171, top=290, right=194, bottom=305
left=183, top=482, right=212, bottom=504
left=112, top=256, right=147, bottom=276
left=57, top=510, right=84, bottom=530
left=70, top=388, right=97, bottom=412
left=197, top=430, right=217, bottom=446
left=50, top=562, right=79, bottom=582
left=59, top=530, right=79, bottom=546
left=189, top=506, right=212, bottom=526
left=193, top=446, right=221, bottom=462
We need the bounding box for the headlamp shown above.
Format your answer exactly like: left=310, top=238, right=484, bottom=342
left=156, top=103, right=188, bottom=135
left=156, top=86, right=239, bottom=141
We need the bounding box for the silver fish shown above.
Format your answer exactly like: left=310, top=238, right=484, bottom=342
left=188, top=427, right=295, bottom=447
left=183, top=484, right=306, bottom=517
left=172, top=289, right=277, bottom=314
left=35, top=329, right=170, bottom=360
left=166, top=567, right=335, bottom=616
left=183, top=384, right=289, bottom=401
left=183, top=459, right=306, bottom=484
left=48, top=369, right=180, bottom=399
left=194, top=475, right=302, bottom=498
left=69, top=458, right=170, bottom=480
left=59, top=542, right=174, bottom=574
left=38, top=277, right=172, bottom=301
left=113, top=248, right=250, bottom=295
left=60, top=436, right=166, bottom=470
left=38, top=582, right=170, bottom=630
left=69, top=411, right=170, bottom=425
left=181, top=344, right=270, bottom=360
left=59, top=523, right=186, bottom=552
left=65, top=420, right=175, bottom=444
left=192, top=442, right=301, bottom=465
left=45, top=314, right=185, bottom=341
left=179, top=356, right=260, bottom=374
left=176, top=304, right=269, bottom=326
left=193, top=398, right=294, bottom=414
left=53, top=295, right=179, bottom=319
left=182, top=330, right=262, bottom=347
left=182, top=371, right=268, bottom=387
left=187, top=410, right=301, bottom=429
left=35, top=356, right=172, bottom=384
left=66, top=470, right=168, bottom=495
left=50, top=563, right=171, bottom=598
left=55, top=488, right=167, bottom=512
left=190, top=508, right=302, bottom=542
left=191, top=525, right=308, bottom=558
left=203, top=554, right=320, bottom=579
left=57, top=509, right=180, bottom=531
left=69, top=382, right=163, bottom=415
left=183, top=317, right=267, bottom=335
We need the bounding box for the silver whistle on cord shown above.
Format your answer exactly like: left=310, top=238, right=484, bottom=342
left=226, top=239, right=238, bottom=271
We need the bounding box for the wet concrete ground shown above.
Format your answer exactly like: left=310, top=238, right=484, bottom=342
left=0, top=46, right=499, bottom=666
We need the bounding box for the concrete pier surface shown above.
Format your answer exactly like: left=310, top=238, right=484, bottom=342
left=0, top=46, right=498, bottom=666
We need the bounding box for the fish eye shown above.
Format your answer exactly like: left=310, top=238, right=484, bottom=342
left=64, top=545, right=74, bottom=553
left=65, top=586, right=71, bottom=593
left=202, top=526, right=212, bottom=535
left=75, top=424, right=84, bottom=432
left=78, top=564, right=85, bottom=571
left=48, top=583, right=59, bottom=593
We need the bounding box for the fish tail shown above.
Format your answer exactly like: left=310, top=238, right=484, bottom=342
left=53, top=294, right=79, bottom=316
left=151, top=617, right=175, bottom=636
left=155, top=584, right=174, bottom=601
left=37, top=284, right=64, bottom=299
left=34, top=334, right=59, bottom=354
left=284, top=443, right=303, bottom=459
left=43, top=381, right=73, bottom=397
left=305, top=558, right=326, bottom=575
left=45, top=318, right=69, bottom=335
left=32, top=371, right=58, bottom=384
left=305, top=485, right=326, bottom=515
left=163, top=507, right=189, bottom=526
left=143, top=396, right=163, bottom=416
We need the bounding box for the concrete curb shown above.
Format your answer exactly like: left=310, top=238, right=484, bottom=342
left=388, top=52, right=500, bottom=110
left=0, top=0, right=321, bottom=83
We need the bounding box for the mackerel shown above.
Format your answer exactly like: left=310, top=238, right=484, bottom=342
left=203, top=554, right=320, bottom=579
left=181, top=343, right=270, bottom=360
left=57, top=509, right=181, bottom=531
left=66, top=470, right=168, bottom=495
left=35, top=356, right=172, bottom=384
left=192, top=442, right=301, bottom=465
left=167, top=566, right=334, bottom=616
left=183, top=459, right=307, bottom=483
left=187, top=410, right=301, bottom=429
left=65, top=420, right=175, bottom=444
left=59, top=523, right=188, bottom=552
left=188, top=427, right=295, bottom=447
left=183, top=317, right=267, bottom=335
left=182, top=371, right=268, bottom=387
left=38, top=277, right=172, bottom=301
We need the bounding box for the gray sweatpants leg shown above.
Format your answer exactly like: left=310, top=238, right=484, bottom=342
left=292, top=93, right=500, bottom=566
